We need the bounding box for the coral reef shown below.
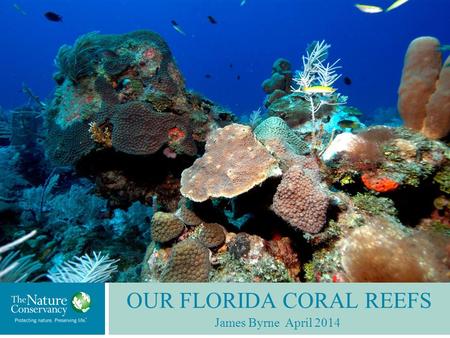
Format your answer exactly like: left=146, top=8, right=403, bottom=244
left=1, top=32, right=448, bottom=284
left=398, top=36, right=450, bottom=139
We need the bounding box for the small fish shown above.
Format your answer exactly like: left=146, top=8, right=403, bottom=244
left=386, top=0, right=409, bottom=12
left=355, top=4, right=383, bottom=14
left=229, top=63, right=233, bottom=68
left=237, top=75, right=241, bottom=80
left=338, top=120, right=360, bottom=129
left=302, top=86, right=336, bottom=94
left=44, top=11, right=63, bottom=22
left=207, top=16, right=218, bottom=24
left=343, top=76, right=352, bottom=85
left=205, top=74, right=212, bottom=79
left=102, top=49, right=119, bottom=58
left=438, top=45, right=450, bottom=52
left=13, top=4, right=27, bottom=16
left=240, top=0, right=247, bottom=6
left=171, top=20, right=186, bottom=36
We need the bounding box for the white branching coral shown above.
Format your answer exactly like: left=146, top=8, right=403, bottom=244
left=292, top=40, right=346, bottom=150
left=293, top=40, right=331, bottom=89
left=316, top=59, right=342, bottom=88
left=47, top=251, right=119, bottom=283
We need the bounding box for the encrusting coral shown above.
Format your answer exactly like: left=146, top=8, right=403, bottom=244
left=180, top=124, right=282, bottom=202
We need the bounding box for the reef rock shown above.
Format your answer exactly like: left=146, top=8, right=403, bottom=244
left=47, top=30, right=232, bottom=165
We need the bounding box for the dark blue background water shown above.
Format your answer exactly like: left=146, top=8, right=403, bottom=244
left=0, top=0, right=448, bottom=117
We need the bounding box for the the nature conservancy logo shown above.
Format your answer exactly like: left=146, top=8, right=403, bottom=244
left=9, top=291, right=92, bottom=317
left=71, top=292, right=91, bottom=313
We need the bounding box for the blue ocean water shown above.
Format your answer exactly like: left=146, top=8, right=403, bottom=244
left=0, top=0, right=448, bottom=116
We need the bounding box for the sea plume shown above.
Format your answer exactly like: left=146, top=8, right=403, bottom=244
left=47, top=251, right=119, bottom=283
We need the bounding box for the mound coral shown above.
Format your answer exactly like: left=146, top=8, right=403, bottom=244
left=151, top=212, right=185, bottom=243
left=398, top=36, right=450, bottom=139
left=272, top=164, right=329, bottom=234
left=160, top=239, right=211, bottom=282
left=197, top=223, right=226, bottom=249
left=340, top=220, right=448, bottom=282
left=180, top=124, right=281, bottom=202
left=175, top=198, right=203, bottom=226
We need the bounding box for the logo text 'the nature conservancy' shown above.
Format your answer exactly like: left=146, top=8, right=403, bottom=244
left=10, top=294, right=70, bottom=316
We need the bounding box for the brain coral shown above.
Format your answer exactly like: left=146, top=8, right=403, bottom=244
left=272, top=165, right=328, bottom=234
left=180, top=124, right=282, bottom=202
left=151, top=211, right=185, bottom=243
left=254, top=116, right=309, bottom=155
left=160, top=239, right=211, bottom=282
left=197, top=223, right=226, bottom=248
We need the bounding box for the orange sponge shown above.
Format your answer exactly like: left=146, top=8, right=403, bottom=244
left=361, top=173, right=399, bottom=193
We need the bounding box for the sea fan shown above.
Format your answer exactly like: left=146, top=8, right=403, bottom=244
left=47, top=251, right=119, bottom=283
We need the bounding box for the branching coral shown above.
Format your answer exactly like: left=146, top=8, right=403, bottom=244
left=292, top=40, right=346, bottom=149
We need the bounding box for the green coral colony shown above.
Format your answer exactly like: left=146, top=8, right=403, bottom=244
left=0, top=31, right=449, bottom=283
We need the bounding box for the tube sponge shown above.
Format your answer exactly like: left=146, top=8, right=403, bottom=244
left=398, top=36, right=442, bottom=131
left=398, top=36, right=450, bottom=139
left=423, top=56, right=450, bottom=139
